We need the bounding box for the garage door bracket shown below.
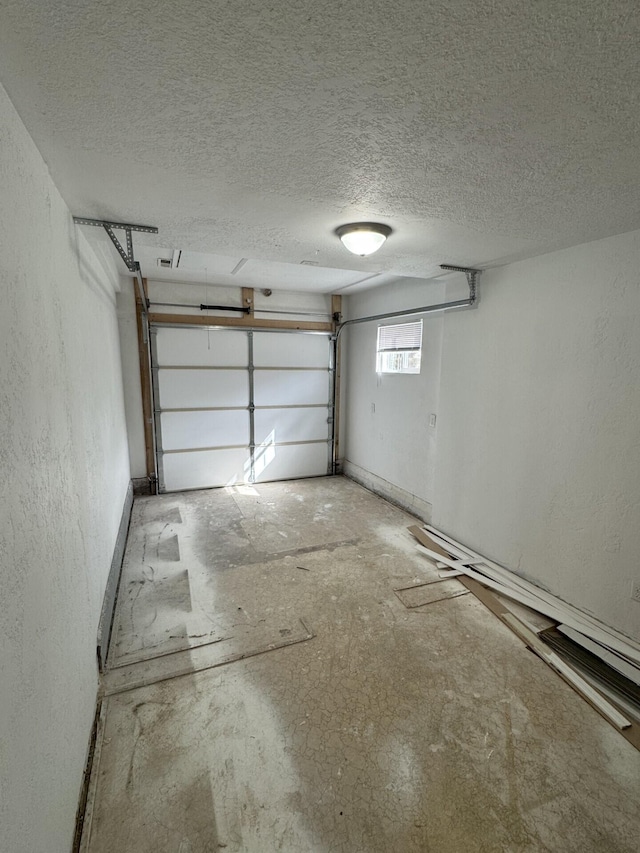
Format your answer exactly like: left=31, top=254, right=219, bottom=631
left=439, top=263, right=479, bottom=303
left=336, top=263, right=481, bottom=336
left=73, top=217, right=159, bottom=309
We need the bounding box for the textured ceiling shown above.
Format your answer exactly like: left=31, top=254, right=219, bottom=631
left=1, top=1, right=640, bottom=289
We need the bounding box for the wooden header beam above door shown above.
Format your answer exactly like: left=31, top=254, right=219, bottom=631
left=147, top=288, right=341, bottom=334
left=149, top=288, right=339, bottom=333
left=148, top=312, right=333, bottom=333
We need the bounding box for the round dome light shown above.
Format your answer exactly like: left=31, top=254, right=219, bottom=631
left=336, top=222, right=392, bottom=256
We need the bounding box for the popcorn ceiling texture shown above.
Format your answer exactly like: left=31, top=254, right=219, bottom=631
left=0, top=84, right=131, bottom=853
left=1, top=1, right=640, bottom=276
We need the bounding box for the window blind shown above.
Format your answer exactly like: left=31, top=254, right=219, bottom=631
left=377, top=320, right=423, bottom=352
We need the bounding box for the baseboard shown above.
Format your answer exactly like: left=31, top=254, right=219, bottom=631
left=343, top=460, right=433, bottom=522
left=72, top=700, right=103, bottom=853
left=96, top=481, right=134, bottom=670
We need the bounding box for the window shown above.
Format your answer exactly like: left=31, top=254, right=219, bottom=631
left=376, top=320, right=422, bottom=374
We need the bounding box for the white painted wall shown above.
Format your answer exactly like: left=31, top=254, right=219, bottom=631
left=342, top=278, right=445, bottom=519
left=0, top=85, right=131, bottom=852
left=342, top=237, right=640, bottom=641
left=435, top=232, right=640, bottom=642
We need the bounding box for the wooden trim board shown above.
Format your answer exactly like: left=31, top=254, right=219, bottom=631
left=407, top=526, right=452, bottom=560
left=501, top=611, right=630, bottom=731
left=135, top=280, right=156, bottom=484
left=430, top=554, right=637, bottom=661
left=149, top=312, right=332, bottom=333
left=424, top=525, right=640, bottom=665
left=408, top=526, right=640, bottom=746
left=460, top=576, right=639, bottom=749
left=557, top=625, right=640, bottom=687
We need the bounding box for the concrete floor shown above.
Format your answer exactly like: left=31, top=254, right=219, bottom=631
left=82, top=477, right=640, bottom=852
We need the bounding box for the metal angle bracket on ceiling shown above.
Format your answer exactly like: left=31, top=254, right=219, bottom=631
left=439, top=263, right=480, bottom=304
left=73, top=217, right=159, bottom=309
left=336, top=262, right=482, bottom=337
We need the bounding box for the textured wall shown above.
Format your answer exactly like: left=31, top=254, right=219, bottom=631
left=434, top=232, right=640, bottom=641
left=0, top=84, right=130, bottom=852
left=342, top=278, right=444, bottom=514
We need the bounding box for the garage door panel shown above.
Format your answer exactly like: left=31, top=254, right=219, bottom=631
left=163, top=448, right=250, bottom=491
left=254, top=407, right=329, bottom=445
left=156, top=327, right=248, bottom=367
left=158, top=369, right=248, bottom=409
left=253, top=332, right=329, bottom=368
left=161, top=410, right=249, bottom=451
left=153, top=326, right=332, bottom=491
left=254, top=370, right=328, bottom=406
left=253, top=442, right=328, bottom=483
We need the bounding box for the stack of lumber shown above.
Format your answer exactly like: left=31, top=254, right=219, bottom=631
left=408, top=524, right=640, bottom=749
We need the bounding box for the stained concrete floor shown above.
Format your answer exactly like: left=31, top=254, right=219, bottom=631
left=82, top=477, right=640, bottom=852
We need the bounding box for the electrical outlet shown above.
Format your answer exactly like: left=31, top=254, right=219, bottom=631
left=429, top=413, right=437, bottom=428
left=632, top=580, right=640, bottom=603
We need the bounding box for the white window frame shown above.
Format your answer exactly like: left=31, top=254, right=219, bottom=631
left=376, top=320, right=423, bottom=374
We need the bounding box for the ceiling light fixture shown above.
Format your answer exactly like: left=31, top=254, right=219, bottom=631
left=336, top=222, right=392, bottom=256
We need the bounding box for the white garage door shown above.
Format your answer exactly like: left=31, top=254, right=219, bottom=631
left=151, top=326, right=334, bottom=492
